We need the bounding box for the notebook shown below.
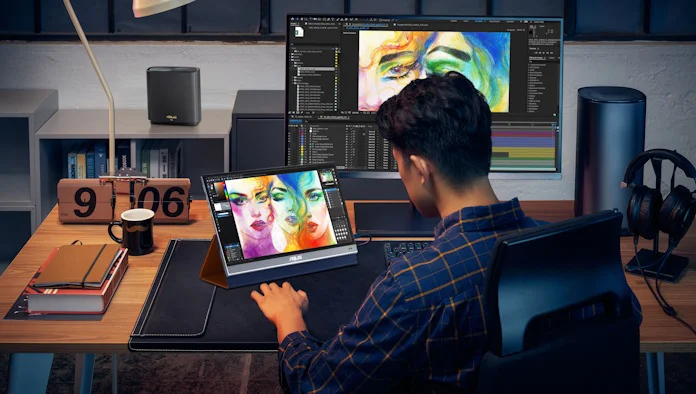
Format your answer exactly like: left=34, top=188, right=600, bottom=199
left=33, top=244, right=122, bottom=289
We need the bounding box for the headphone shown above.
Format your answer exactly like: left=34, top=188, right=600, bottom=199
left=621, top=149, right=696, bottom=246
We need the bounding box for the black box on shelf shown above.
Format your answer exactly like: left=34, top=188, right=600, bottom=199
left=147, top=67, right=201, bottom=126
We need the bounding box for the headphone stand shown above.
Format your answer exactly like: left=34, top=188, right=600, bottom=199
left=624, top=157, right=690, bottom=283
left=625, top=249, right=689, bottom=284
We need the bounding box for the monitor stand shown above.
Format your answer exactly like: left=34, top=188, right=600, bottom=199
left=353, top=201, right=440, bottom=237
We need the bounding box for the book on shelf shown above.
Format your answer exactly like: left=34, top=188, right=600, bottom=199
left=141, top=140, right=152, bottom=177
left=76, top=144, right=87, bottom=179
left=117, top=141, right=130, bottom=170
left=94, top=142, right=106, bottom=177
left=149, top=140, right=161, bottom=178
left=153, top=140, right=183, bottom=178
left=160, top=142, right=169, bottom=178
left=24, top=246, right=129, bottom=314
left=86, top=147, right=95, bottom=179
left=67, top=143, right=78, bottom=179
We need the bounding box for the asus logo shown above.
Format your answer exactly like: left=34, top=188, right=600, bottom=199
left=166, top=115, right=178, bottom=121
left=289, top=255, right=303, bottom=262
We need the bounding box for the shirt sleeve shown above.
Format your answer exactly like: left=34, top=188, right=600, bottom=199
left=278, top=270, right=416, bottom=393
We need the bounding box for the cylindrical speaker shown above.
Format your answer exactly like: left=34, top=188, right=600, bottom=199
left=575, top=87, right=646, bottom=233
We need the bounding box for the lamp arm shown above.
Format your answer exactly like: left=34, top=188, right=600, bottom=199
left=63, top=0, right=116, bottom=176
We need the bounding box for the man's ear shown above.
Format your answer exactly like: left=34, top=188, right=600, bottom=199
left=392, top=146, right=402, bottom=163
left=409, top=155, right=432, bottom=186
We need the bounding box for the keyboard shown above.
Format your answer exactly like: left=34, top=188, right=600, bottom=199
left=383, top=241, right=430, bottom=264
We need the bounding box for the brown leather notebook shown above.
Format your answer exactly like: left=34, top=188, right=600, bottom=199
left=33, top=244, right=122, bottom=289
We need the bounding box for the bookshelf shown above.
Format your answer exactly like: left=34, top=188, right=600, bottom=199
left=0, top=90, right=231, bottom=270
left=35, top=108, right=231, bottom=225
left=0, top=89, right=58, bottom=271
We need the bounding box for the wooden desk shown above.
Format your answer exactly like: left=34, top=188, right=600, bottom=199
left=0, top=200, right=695, bottom=354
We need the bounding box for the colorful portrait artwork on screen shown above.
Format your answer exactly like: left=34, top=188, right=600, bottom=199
left=358, top=31, right=511, bottom=112
left=224, top=171, right=337, bottom=260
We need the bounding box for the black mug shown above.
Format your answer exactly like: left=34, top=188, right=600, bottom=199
left=108, top=208, right=155, bottom=256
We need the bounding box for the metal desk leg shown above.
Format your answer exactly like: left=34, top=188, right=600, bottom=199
left=7, top=353, right=54, bottom=394
left=646, top=352, right=666, bottom=394
left=74, top=353, right=95, bottom=394
left=112, top=353, right=118, bottom=393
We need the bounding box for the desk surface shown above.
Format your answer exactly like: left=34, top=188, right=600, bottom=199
left=0, top=200, right=694, bottom=353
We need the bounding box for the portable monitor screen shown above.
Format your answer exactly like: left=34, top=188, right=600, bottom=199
left=202, top=164, right=356, bottom=276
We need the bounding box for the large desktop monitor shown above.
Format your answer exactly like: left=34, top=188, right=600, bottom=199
left=285, top=15, right=564, bottom=236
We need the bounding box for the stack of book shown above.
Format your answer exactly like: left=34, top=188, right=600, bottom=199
left=67, top=141, right=107, bottom=179
left=134, top=140, right=183, bottom=178
left=21, top=244, right=128, bottom=314
left=66, top=139, right=183, bottom=179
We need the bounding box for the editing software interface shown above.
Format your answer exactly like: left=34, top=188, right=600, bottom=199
left=203, top=166, right=354, bottom=267
left=286, top=16, right=562, bottom=173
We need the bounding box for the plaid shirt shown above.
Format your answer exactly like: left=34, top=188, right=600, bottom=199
left=278, top=198, right=642, bottom=393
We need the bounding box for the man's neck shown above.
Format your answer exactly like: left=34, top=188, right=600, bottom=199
left=435, top=177, right=500, bottom=219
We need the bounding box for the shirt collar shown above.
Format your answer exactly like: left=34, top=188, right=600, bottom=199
left=434, top=198, right=527, bottom=238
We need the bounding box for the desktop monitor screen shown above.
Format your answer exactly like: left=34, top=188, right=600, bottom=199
left=201, top=164, right=356, bottom=276
left=285, top=15, right=563, bottom=178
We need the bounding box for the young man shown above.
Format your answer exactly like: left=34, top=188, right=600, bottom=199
left=251, top=71, right=641, bottom=393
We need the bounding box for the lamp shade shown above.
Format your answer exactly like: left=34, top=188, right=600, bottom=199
left=133, top=0, right=195, bottom=18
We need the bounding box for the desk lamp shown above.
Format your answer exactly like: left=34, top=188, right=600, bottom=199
left=63, top=0, right=195, bottom=175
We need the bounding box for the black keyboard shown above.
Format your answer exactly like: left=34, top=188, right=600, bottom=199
left=384, top=241, right=429, bottom=264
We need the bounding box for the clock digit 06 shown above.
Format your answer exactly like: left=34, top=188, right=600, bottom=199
left=132, top=178, right=191, bottom=223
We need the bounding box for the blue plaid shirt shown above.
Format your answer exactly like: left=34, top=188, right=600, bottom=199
left=278, top=198, right=641, bottom=393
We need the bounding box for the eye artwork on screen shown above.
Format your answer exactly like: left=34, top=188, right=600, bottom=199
left=223, top=171, right=338, bottom=259
left=358, top=31, right=511, bottom=113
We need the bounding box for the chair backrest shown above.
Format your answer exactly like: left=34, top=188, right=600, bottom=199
left=476, top=210, right=640, bottom=394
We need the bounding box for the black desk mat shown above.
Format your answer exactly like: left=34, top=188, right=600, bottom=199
left=129, top=239, right=387, bottom=352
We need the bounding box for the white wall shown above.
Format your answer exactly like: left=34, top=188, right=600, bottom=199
left=0, top=41, right=694, bottom=200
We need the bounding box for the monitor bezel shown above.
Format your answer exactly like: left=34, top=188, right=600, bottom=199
left=284, top=14, right=564, bottom=180
left=201, top=163, right=358, bottom=277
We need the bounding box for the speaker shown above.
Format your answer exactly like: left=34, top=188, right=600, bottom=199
left=147, top=66, right=201, bottom=126
left=574, top=87, right=646, bottom=233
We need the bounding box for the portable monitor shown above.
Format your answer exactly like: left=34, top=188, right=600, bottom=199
left=201, top=164, right=358, bottom=288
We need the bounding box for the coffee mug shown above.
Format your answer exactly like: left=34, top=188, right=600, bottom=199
left=108, top=208, right=155, bottom=256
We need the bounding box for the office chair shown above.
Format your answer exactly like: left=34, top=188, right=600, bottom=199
left=476, top=210, right=640, bottom=394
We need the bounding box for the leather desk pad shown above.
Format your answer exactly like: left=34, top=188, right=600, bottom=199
left=129, top=239, right=386, bottom=352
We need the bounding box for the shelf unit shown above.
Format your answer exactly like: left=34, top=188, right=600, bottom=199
left=35, top=108, right=232, bottom=224
left=0, top=89, right=58, bottom=273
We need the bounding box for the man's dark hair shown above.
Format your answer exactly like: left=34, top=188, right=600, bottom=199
left=376, top=71, right=493, bottom=186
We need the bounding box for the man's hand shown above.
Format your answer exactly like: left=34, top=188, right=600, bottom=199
left=251, top=282, right=309, bottom=343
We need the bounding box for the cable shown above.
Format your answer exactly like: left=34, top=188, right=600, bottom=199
left=655, top=244, right=678, bottom=316
left=672, top=316, right=696, bottom=336
left=354, top=233, right=372, bottom=247
left=634, top=242, right=662, bottom=308
left=627, top=236, right=663, bottom=269
left=634, top=242, right=696, bottom=336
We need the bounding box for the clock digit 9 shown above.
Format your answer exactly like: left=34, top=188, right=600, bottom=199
left=57, top=179, right=115, bottom=223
